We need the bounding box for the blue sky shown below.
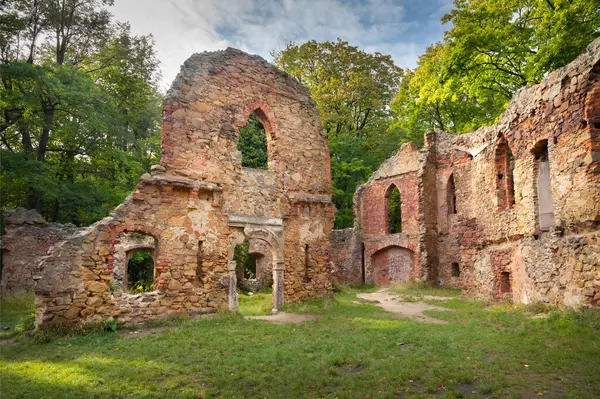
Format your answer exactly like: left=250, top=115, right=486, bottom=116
left=111, top=0, right=454, bottom=89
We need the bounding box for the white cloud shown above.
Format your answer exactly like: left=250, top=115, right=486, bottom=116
left=111, top=0, right=449, bottom=90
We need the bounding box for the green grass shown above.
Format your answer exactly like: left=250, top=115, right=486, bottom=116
left=238, top=290, right=273, bottom=316
left=389, top=281, right=463, bottom=298
left=0, top=293, right=35, bottom=339
left=1, top=289, right=599, bottom=398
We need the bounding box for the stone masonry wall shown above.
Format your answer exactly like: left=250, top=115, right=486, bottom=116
left=332, top=38, right=600, bottom=308
left=353, top=143, right=422, bottom=286
left=1, top=208, right=77, bottom=294
left=34, top=48, right=335, bottom=328
left=330, top=228, right=363, bottom=285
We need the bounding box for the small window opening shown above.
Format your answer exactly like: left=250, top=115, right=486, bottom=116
left=495, top=135, right=515, bottom=210
left=532, top=140, right=555, bottom=231
left=233, top=241, right=257, bottom=282
left=238, top=112, right=268, bottom=169
left=451, top=263, right=460, bottom=277
left=593, top=121, right=600, bottom=129
left=447, top=174, right=457, bottom=215
left=304, top=244, right=311, bottom=282
left=196, top=240, right=204, bottom=282
left=499, top=271, right=511, bottom=293
left=386, top=184, right=402, bottom=234
left=126, top=251, right=155, bottom=293
left=361, top=243, right=366, bottom=284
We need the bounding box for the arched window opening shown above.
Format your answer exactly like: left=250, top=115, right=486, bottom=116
left=126, top=250, right=155, bottom=293
left=495, top=135, right=515, bottom=210
left=499, top=271, right=512, bottom=294
left=234, top=241, right=257, bottom=281
left=447, top=174, right=457, bottom=215
left=386, top=184, right=402, bottom=234
left=238, top=112, right=268, bottom=169
left=532, top=140, right=555, bottom=231
left=451, top=263, right=460, bottom=278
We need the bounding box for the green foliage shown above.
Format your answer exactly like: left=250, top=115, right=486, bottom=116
left=273, top=40, right=404, bottom=228
left=387, top=185, right=402, bottom=233
left=233, top=241, right=257, bottom=280
left=237, top=113, right=267, bottom=169
left=392, top=0, right=600, bottom=141
left=127, top=251, right=154, bottom=293
left=0, top=293, right=35, bottom=339
left=0, top=1, right=161, bottom=225
left=105, top=317, right=119, bottom=333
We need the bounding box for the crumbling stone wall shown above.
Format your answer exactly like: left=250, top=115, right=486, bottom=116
left=353, top=143, right=422, bottom=286
left=330, top=228, right=363, bottom=285
left=34, top=48, right=335, bottom=327
left=332, top=38, right=600, bottom=308
left=1, top=208, right=77, bottom=294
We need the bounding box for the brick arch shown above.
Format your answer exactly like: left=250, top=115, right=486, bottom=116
left=237, top=101, right=277, bottom=140
left=370, top=245, right=415, bottom=286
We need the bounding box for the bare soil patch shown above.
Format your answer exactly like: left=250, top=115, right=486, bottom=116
left=245, top=312, right=318, bottom=324
left=356, top=289, right=453, bottom=324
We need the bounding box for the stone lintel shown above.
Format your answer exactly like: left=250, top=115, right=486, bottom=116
left=141, top=175, right=222, bottom=192
left=228, top=215, right=283, bottom=228
left=286, top=192, right=332, bottom=203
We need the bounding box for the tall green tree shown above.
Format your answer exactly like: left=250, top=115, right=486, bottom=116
left=392, top=0, right=600, bottom=143
left=273, top=40, right=404, bottom=228
left=0, top=0, right=162, bottom=225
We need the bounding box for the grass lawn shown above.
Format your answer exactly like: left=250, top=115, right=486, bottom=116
left=1, top=287, right=599, bottom=398
left=0, top=293, right=35, bottom=339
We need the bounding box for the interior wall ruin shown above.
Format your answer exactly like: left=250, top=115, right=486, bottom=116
left=332, top=38, right=600, bottom=308
left=32, top=48, right=336, bottom=328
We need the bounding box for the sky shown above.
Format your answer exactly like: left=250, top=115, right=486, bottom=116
left=110, top=0, right=454, bottom=89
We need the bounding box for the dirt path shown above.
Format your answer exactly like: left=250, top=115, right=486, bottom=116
left=245, top=312, right=318, bottom=324
left=356, top=289, right=454, bottom=324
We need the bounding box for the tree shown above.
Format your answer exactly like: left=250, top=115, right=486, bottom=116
left=273, top=40, right=404, bottom=228
left=391, top=43, right=503, bottom=144
left=0, top=0, right=162, bottom=225
left=442, top=0, right=600, bottom=100
left=391, top=0, right=600, bottom=143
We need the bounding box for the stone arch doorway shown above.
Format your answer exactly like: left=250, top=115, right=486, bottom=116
left=227, top=226, right=284, bottom=313
left=371, top=246, right=414, bottom=286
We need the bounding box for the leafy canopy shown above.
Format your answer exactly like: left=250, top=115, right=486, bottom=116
left=273, top=40, right=404, bottom=228
left=0, top=0, right=162, bottom=225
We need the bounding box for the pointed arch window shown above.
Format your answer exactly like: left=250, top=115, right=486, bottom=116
left=386, top=184, right=402, bottom=234
left=238, top=111, right=268, bottom=169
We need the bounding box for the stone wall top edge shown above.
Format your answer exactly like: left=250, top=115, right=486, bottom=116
left=165, top=47, right=311, bottom=102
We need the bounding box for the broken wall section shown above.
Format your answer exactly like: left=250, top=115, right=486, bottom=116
left=435, top=38, right=600, bottom=307
left=33, top=48, right=335, bottom=328
left=1, top=208, right=78, bottom=294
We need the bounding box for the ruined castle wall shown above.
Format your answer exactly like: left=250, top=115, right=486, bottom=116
left=330, top=228, right=364, bottom=285
left=333, top=38, right=599, bottom=308
left=1, top=209, right=77, bottom=294
left=34, top=48, right=335, bottom=328
left=352, top=143, right=423, bottom=285
left=435, top=39, right=600, bottom=307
